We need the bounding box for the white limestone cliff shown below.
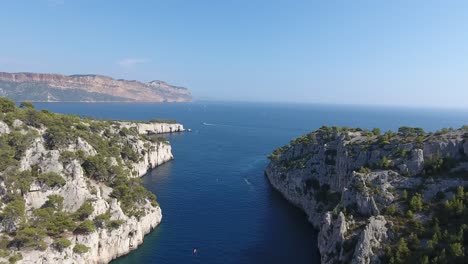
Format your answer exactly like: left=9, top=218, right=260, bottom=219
left=0, top=119, right=183, bottom=264
left=265, top=128, right=468, bottom=264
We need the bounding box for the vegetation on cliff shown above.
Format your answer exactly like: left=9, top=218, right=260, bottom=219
left=267, top=125, right=468, bottom=264
left=0, top=97, right=171, bottom=262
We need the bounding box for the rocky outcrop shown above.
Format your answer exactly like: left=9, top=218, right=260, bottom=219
left=118, top=121, right=185, bottom=134
left=352, top=216, right=388, bottom=264
left=0, top=72, right=192, bottom=102
left=265, top=127, right=468, bottom=264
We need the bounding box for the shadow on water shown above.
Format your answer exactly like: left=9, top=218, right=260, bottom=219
left=237, top=176, right=321, bottom=264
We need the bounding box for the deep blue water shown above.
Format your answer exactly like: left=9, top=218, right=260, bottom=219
left=33, top=102, right=468, bottom=264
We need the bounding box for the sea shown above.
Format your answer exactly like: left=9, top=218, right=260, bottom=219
left=33, top=101, right=468, bottom=264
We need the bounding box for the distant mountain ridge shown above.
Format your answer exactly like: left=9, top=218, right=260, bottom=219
left=0, top=72, right=192, bottom=102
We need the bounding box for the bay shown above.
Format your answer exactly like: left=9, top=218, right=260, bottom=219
left=34, top=101, right=468, bottom=264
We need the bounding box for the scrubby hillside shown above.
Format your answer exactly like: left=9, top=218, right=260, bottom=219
left=0, top=98, right=182, bottom=263
left=266, top=126, right=468, bottom=264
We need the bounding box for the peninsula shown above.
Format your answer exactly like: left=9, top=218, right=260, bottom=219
left=0, top=72, right=192, bottom=103
left=0, top=98, right=184, bottom=263
left=266, top=126, right=468, bottom=264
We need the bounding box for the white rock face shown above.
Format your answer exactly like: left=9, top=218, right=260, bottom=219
left=1, top=120, right=184, bottom=264
left=118, top=121, right=185, bottom=134
left=318, top=212, right=347, bottom=263
left=352, top=216, right=388, bottom=264
left=20, top=138, right=63, bottom=174
left=67, top=137, right=97, bottom=157
left=19, top=203, right=162, bottom=264
left=0, top=121, right=10, bottom=134
left=131, top=140, right=173, bottom=178
left=265, top=129, right=468, bottom=264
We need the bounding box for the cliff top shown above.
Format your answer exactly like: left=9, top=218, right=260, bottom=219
left=0, top=97, right=178, bottom=262
left=266, top=125, right=468, bottom=264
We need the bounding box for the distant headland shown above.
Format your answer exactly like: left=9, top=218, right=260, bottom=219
left=0, top=72, right=192, bottom=103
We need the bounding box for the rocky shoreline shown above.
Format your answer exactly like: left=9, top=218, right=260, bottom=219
left=0, top=98, right=185, bottom=264
left=266, top=126, right=468, bottom=263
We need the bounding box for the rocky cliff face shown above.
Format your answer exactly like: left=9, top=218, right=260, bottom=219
left=0, top=101, right=184, bottom=263
left=0, top=72, right=192, bottom=102
left=265, top=126, right=468, bottom=264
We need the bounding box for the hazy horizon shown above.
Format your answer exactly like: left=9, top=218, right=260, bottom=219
left=2, top=0, right=468, bottom=108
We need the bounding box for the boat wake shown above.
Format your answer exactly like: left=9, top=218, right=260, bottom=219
left=244, top=178, right=252, bottom=186
left=202, top=122, right=216, bottom=126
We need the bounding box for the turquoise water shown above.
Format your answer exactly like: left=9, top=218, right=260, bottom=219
left=34, top=102, right=468, bottom=264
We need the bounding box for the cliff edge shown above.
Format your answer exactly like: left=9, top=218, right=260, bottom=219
left=0, top=98, right=184, bottom=263
left=266, top=126, right=468, bottom=264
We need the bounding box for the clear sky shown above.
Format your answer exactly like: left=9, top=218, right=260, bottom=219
left=1, top=0, right=467, bottom=108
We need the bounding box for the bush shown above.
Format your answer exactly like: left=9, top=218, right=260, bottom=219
left=73, top=201, right=94, bottom=221
left=449, top=242, right=464, bottom=257
left=19, top=102, right=34, bottom=109
left=0, top=97, right=16, bottom=113
left=1, top=199, right=25, bottom=224
left=8, top=252, right=23, bottom=264
left=358, top=167, right=372, bottom=174
left=93, top=212, right=111, bottom=228
left=381, top=157, right=390, bottom=169
left=42, top=194, right=64, bottom=211
left=37, top=172, right=66, bottom=188
left=394, top=238, right=410, bottom=263
left=371, top=128, right=381, bottom=136
left=410, top=193, right=423, bottom=211
left=386, top=204, right=397, bottom=216
left=44, top=125, right=69, bottom=149
left=11, top=227, right=46, bottom=250
left=73, top=243, right=90, bottom=254
left=398, top=126, right=426, bottom=137
left=107, top=220, right=125, bottom=230
left=82, top=154, right=109, bottom=181
left=74, top=220, right=96, bottom=234
left=148, top=118, right=177, bottom=124
left=53, top=238, right=71, bottom=252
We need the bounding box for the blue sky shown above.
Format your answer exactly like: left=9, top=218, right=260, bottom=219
left=1, top=0, right=467, bottom=108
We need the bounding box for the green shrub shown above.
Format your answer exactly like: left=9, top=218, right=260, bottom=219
left=19, top=102, right=34, bottom=109
left=93, top=212, right=111, bottom=228
left=394, top=238, right=410, bottom=263
left=8, top=252, right=23, bottom=264
left=381, top=157, right=390, bottom=169
left=11, top=227, right=46, bottom=250
left=53, top=238, right=71, bottom=252
left=82, top=154, right=109, bottom=181
left=73, top=201, right=94, bottom=221
left=1, top=199, right=25, bottom=224
left=358, top=167, right=371, bottom=174
left=107, top=220, right=125, bottom=230
left=386, top=204, right=397, bottom=216
left=449, top=242, right=464, bottom=257
left=0, top=97, right=16, bottom=113
left=37, top=172, right=65, bottom=188
left=371, top=128, right=381, bottom=136
left=410, top=193, right=423, bottom=211
left=73, top=243, right=90, bottom=254
left=148, top=118, right=177, bottom=124
left=74, top=220, right=96, bottom=234
left=42, top=195, right=64, bottom=211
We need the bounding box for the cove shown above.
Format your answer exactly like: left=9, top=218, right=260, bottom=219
left=33, top=101, right=468, bottom=264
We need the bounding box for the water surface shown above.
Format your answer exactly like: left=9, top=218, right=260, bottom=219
left=34, top=102, right=468, bottom=264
